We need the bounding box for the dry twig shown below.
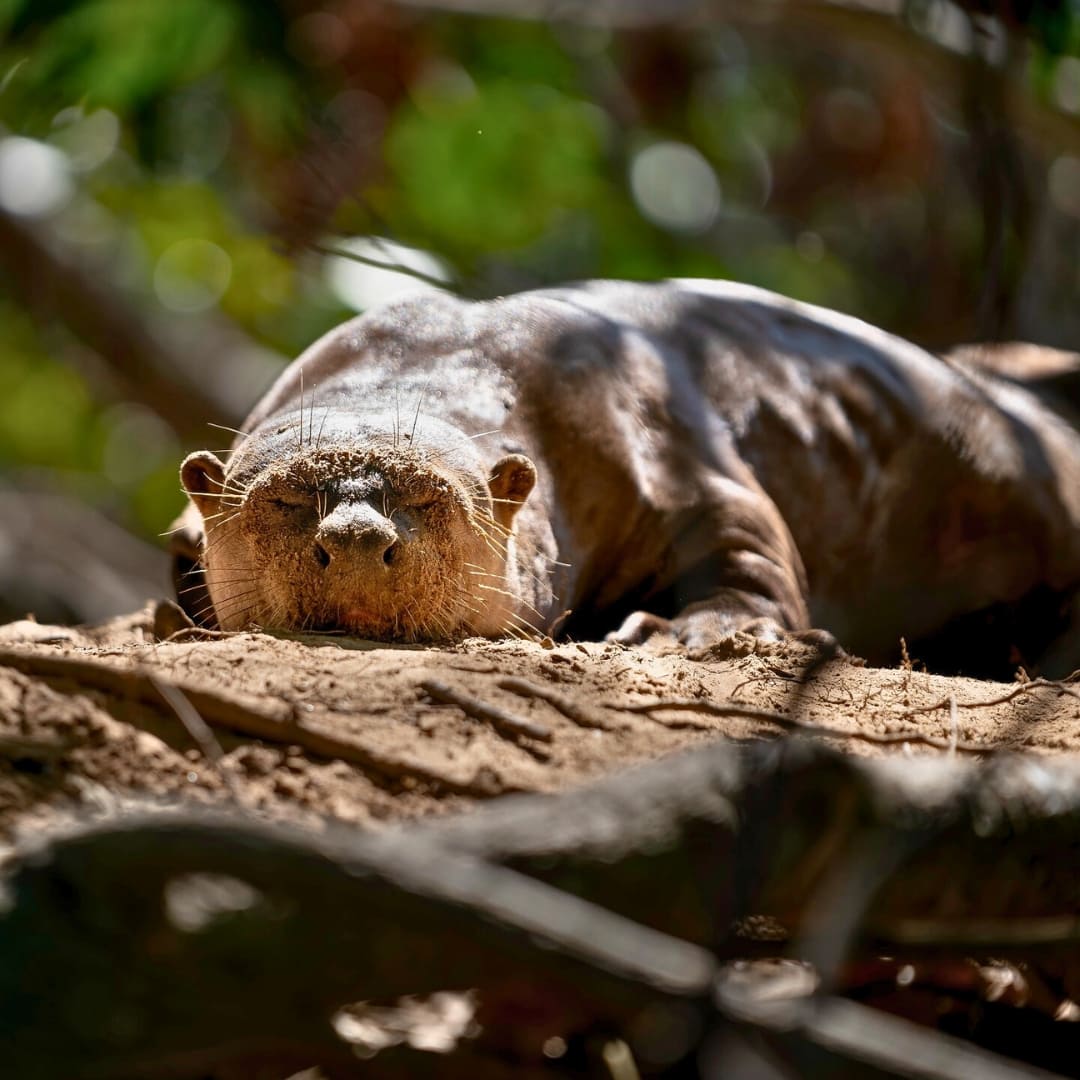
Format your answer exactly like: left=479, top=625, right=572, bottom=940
left=617, top=697, right=989, bottom=754
left=420, top=678, right=553, bottom=748
left=497, top=675, right=616, bottom=730
left=890, top=677, right=1080, bottom=721
left=0, top=649, right=508, bottom=797
left=147, top=674, right=242, bottom=801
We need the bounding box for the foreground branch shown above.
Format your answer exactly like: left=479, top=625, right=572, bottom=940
left=0, top=814, right=714, bottom=1078
left=3, top=743, right=1077, bottom=1078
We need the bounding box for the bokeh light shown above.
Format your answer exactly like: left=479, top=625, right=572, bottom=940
left=629, top=141, right=721, bottom=234
left=153, top=238, right=233, bottom=313
left=0, top=136, right=73, bottom=218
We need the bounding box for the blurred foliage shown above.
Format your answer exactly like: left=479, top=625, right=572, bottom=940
left=0, top=0, right=1079, bottom=570
left=0, top=309, right=96, bottom=467
left=383, top=80, right=606, bottom=257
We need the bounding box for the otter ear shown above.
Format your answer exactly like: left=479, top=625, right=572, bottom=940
left=488, top=453, right=537, bottom=527
left=180, top=451, right=228, bottom=520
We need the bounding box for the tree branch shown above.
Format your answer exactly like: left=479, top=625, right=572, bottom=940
left=0, top=208, right=283, bottom=437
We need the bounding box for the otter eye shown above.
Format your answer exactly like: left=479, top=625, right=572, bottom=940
left=403, top=496, right=439, bottom=512
left=269, top=493, right=313, bottom=512
left=397, top=486, right=439, bottom=510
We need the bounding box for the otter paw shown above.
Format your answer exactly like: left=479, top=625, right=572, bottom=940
left=687, top=623, right=847, bottom=664
left=606, top=611, right=678, bottom=646
left=677, top=612, right=779, bottom=652
left=608, top=609, right=761, bottom=651
left=787, top=626, right=844, bottom=655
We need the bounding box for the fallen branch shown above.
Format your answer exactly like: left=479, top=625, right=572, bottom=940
left=716, top=982, right=1058, bottom=1080
left=497, top=675, right=616, bottom=730
left=3, top=750, right=1077, bottom=1078
left=0, top=813, right=715, bottom=1078
left=616, top=696, right=989, bottom=754
left=890, top=677, right=1080, bottom=721
left=0, top=649, right=509, bottom=797
left=420, top=678, right=554, bottom=745
left=397, top=740, right=1080, bottom=968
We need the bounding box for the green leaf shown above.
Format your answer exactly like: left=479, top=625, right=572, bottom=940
left=20, top=0, right=239, bottom=112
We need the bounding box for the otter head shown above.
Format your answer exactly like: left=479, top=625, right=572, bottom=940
left=179, top=411, right=537, bottom=641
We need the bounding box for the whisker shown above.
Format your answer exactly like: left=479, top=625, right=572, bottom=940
left=208, top=422, right=251, bottom=438
left=199, top=531, right=245, bottom=558
left=298, top=367, right=306, bottom=450
left=474, top=515, right=512, bottom=540
left=472, top=583, right=545, bottom=620
left=315, top=406, right=330, bottom=454
left=410, top=375, right=432, bottom=444
left=207, top=592, right=261, bottom=624
left=211, top=587, right=262, bottom=604
left=472, top=522, right=512, bottom=547
left=505, top=612, right=544, bottom=638
left=181, top=490, right=246, bottom=500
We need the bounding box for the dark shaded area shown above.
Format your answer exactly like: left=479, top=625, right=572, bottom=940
left=5, top=741, right=1080, bottom=1076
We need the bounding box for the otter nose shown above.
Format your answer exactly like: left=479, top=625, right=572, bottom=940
left=314, top=502, right=400, bottom=570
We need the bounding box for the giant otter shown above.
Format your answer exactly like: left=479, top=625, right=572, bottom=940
left=174, top=279, right=1080, bottom=676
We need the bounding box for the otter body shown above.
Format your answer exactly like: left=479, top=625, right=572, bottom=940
left=178, top=279, right=1080, bottom=673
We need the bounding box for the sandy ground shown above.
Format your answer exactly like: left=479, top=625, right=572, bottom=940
left=1, top=603, right=1078, bottom=845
